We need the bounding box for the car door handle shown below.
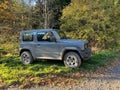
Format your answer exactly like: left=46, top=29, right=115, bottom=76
left=37, top=44, right=41, bottom=47
left=37, top=44, right=41, bottom=46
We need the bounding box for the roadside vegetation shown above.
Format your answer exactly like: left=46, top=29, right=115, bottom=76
left=0, top=44, right=120, bottom=88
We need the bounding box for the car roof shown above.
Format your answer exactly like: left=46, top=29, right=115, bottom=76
left=21, top=29, right=58, bottom=33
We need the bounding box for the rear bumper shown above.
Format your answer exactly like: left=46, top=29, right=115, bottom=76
left=80, top=48, right=91, bottom=60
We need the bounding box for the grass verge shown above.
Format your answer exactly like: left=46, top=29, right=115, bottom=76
left=0, top=49, right=120, bottom=89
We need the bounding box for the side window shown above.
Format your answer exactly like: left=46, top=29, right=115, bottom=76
left=37, top=32, right=46, bottom=41
left=23, top=32, right=33, bottom=41
left=37, top=31, right=53, bottom=41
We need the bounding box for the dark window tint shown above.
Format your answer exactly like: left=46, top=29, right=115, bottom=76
left=37, top=31, right=53, bottom=41
left=37, top=32, right=47, bottom=41
left=23, top=32, right=33, bottom=41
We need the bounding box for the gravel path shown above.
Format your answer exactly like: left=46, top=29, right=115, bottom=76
left=8, top=60, right=120, bottom=90
left=28, top=74, right=120, bottom=90
left=29, top=60, right=120, bottom=90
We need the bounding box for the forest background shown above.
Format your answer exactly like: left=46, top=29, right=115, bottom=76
left=1, top=0, right=120, bottom=50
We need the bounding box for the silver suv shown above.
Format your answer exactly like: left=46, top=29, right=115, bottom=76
left=19, top=29, right=91, bottom=68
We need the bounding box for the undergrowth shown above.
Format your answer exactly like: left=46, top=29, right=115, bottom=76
left=0, top=48, right=120, bottom=89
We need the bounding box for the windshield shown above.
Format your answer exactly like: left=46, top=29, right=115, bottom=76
left=57, top=30, right=67, bottom=39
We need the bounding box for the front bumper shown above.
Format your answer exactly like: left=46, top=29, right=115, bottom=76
left=80, top=48, right=91, bottom=60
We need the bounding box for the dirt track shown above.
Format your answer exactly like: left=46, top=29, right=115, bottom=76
left=28, top=73, right=120, bottom=90
left=8, top=59, right=120, bottom=90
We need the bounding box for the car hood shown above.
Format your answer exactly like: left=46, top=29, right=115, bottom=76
left=58, top=39, right=88, bottom=44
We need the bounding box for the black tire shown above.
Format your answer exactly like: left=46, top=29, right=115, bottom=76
left=21, top=51, right=33, bottom=65
left=63, top=52, right=81, bottom=68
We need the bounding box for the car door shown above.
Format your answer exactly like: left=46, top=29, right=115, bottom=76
left=35, top=31, right=60, bottom=59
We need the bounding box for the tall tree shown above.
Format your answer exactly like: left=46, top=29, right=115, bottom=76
left=0, top=0, right=17, bottom=30
left=0, top=0, right=32, bottom=31
left=31, top=0, right=71, bottom=29
left=31, top=0, right=44, bottom=29
left=47, top=0, right=71, bottom=29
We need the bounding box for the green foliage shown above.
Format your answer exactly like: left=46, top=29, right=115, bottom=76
left=1, top=0, right=120, bottom=49
left=61, top=0, right=120, bottom=48
left=31, top=2, right=44, bottom=29
left=0, top=0, right=34, bottom=32
left=47, top=0, right=71, bottom=28
left=31, top=0, right=71, bottom=29
left=81, top=50, right=120, bottom=71
left=0, top=49, right=120, bottom=88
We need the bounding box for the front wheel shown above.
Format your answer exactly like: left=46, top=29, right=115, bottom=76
left=63, top=52, right=81, bottom=68
left=21, top=51, right=33, bottom=65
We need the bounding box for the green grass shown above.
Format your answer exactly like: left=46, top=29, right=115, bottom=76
left=0, top=49, right=120, bottom=88
left=81, top=50, right=120, bottom=71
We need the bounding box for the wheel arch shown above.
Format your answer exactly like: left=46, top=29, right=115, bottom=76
left=62, top=49, right=82, bottom=61
left=20, top=49, right=31, bottom=56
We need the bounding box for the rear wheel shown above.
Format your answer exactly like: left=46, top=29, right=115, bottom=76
left=21, top=51, right=33, bottom=64
left=63, top=52, right=81, bottom=68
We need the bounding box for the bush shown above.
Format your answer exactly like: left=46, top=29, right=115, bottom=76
left=61, top=0, right=120, bottom=48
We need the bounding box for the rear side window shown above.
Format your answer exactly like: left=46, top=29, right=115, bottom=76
left=23, top=32, right=33, bottom=41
